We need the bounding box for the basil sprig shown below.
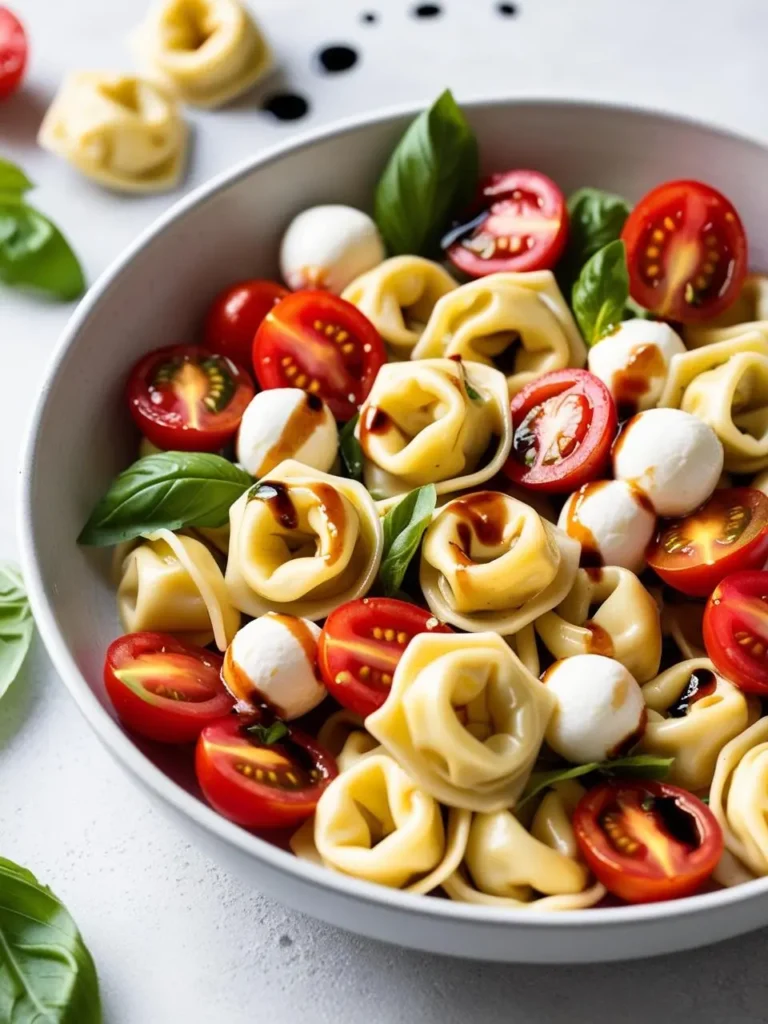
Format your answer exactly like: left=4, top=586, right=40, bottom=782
left=571, top=239, right=629, bottom=346
left=0, top=158, right=85, bottom=301
left=557, top=186, right=631, bottom=293
left=518, top=754, right=674, bottom=808
left=246, top=721, right=289, bottom=745
left=374, top=89, right=478, bottom=257
left=78, top=451, right=253, bottom=546
left=0, top=563, right=33, bottom=699
left=338, top=414, right=364, bottom=482
left=379, top=484, right=437, bottom=596
left=0, top=856, right=101, bottom=1022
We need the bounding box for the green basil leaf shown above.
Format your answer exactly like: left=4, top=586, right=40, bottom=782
left=518, top=754, right=674, bottom=808
left=246, top=721, right=289, bottom=745
left=518, top=762, right=601, bottom=807
left=622, top=296, right=658, bottom=322
left=374, top=89, right=478, bottom=257
left=78, top=452, right=253, bottom=546
left=0, top=201, right=85, bottom=301
left=0, top=857, right=102, bottom=1023
left=0, top=563, right=33, bottom=699
left=557, top=187, right=631, bottom=292
left=465, top=382, right=483, bottom=401
left=571, top=239, right=629, bottom=345
left=379, top=484, right=437, bottom=596
left=0, top=158, right=33, bottom=196
left=339, top=414, right=363, bottom=482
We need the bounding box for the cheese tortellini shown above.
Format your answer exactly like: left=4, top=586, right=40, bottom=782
left=356, top=359, right=512, bottom=503
left=420, top=491, right=579, bottom=634
left=316, top=710, right=380, bottom=772
left=685, top=274, right=768, bottom=348
left=710, top=718, right=768, bottom=877
left=366, top=631, right=554, bottom=812
left=132, top=0, right=272, bottom=109
left=411, top=271, right=586, bottom=396
left=38, top=72, right=188, bottom=193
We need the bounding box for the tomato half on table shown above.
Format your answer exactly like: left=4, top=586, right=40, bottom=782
left=318, top=598, right=452, bottom=718
left=253, top=290, right=386, bottom=421
left=442, top=170, right=569, bottom=277
left=195, top=716, right=338, bottom=829
left=104, top=633, right=233, bottom=744
left=621, top=180, right=747, bottom=324
left=704, top=570, right=768, bottom=695
left=203, top=279, right=288, bottom=367
left=127, top=344, right=254, bottom=452
left=647, top=488, right=768, bottom=598
left=573, top=780, right=723, bottom=904
left=0, top=7, right=27, bottom=101
left=503, top=368, right=617, bottom=493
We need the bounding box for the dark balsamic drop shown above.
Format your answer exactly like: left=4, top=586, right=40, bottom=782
left=360, top=11, right=378, bottom=23
left=497, top=2, right=519, bottom=14
left=413, top=3, right=442, bottom=17
left=317, top=45, right=359, bottom=73
left=261, top=92, right=309, bottom=122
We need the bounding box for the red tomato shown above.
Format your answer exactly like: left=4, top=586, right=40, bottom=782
left=318, top=598, right=452, bottom=718
left=127, top=344, right=254, bottom=452
left=647, top=488, right=768, bottom=598
left=253, top=290, right=385, bottom=421
left=503, top=369, right=617, bottom=493
left=195, top=716, right=337, bottom=829
left=703, top=570, right=768, bottom=694
left=104, top=632, right=233, bottom=744
left=573, top=780, right=723, bottom=904
left=203, top=279, right=288, bottom=367
left=0, top=8, right=27, bottom=101
left=443, top=170, right=568, bottom=277
left=621, top=180, right=747, bottom=323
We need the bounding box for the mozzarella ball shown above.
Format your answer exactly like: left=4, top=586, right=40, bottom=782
left=543, top=655, right=646, bottom=763
left=613, top=408, right=724, bottom=517
left=224, top=613, right=325, bottom=720
left=557, top=479, right=655, bottom=574
left=587, top=319, right=685, bottom=413
left=236, top=389, right=338, bottom=477
left=280, top=205, right=385, bottom=294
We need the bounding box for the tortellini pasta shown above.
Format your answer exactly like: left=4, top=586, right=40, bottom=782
left=660, top=595, right=706, bottom=661
left=225, top=460, right=383, bottom=621
left=132, top=0, right=272, bottom=109
left=685, top=274, right=768, bottom=348
left=316, top=709, right=380, bottom=772
left=411, top=270, right=586, bottom=396
left=38, top=72, right=188, bottom=193
left=342, top=257, right=458, bottom=356
left=117, top=529, right=239, bottom=650
left=420, top=491, right=580, bottom=634
left=639, top=659, right=756, bottom=791
left=534, top=567, right=662, bottom=683
left=710, top=717, right=768, bottom=877
left=366, top=631, right=554, bottom=812
left=356, top=359, right=512, bottom=503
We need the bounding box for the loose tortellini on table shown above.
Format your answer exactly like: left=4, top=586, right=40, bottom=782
left=38, top=72, right=188, bottom=193
left=710, top=718, right=768, bottom=878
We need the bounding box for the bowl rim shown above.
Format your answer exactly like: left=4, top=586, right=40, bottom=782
left=19, top=94, right=768, bottom=934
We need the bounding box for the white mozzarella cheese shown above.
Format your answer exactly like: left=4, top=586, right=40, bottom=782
left=236, top=389, right=337, bottom=477
left=557, top=479, right=656, bottom=574
left=587, top=319, right=685, bottom=413
left=279, top=205, right=385, bottom=294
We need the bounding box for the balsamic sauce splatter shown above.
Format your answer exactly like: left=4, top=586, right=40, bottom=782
left=360, top=11, right=378, bottom=23
left=317, top=45, right=359, bottom=73
left=261, top=93, right=310, bottom=121
left=497, top=2, right=519, bottom=15
left=413, top=3, right=443, bottom=17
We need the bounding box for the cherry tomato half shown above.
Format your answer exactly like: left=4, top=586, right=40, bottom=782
left=704, top=570, right=768, bottom=695
left=442, top=170, right=568, bottom=277
left=104, top=632, right=233, bottom=744
left=318, top=598, right=452, bottom=718
left=195, top=716, right=338, bottom=829
left=127, top=344, right=254, bottom=452
left=253, top=290, right=385, bottom=421
left=621, top=180, right=747, bottom=324
left=0, top=7, right=27, bottom=101
left=503, top=368, right=617, bottom=493
left=203, top=279, right=288, bottom=368
left=573, top=780, right=723, bottom=904
left=647, top=488, right=768, bottom=598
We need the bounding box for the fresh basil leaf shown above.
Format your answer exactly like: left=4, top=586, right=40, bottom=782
left=0, top=563, right=33, bottom=699
left=465, top=382, right=483, bottom=401
left=246, top=721, right=289, bottom=745
left=571, top=239, right=629, bottom=345
left=374, top=89, right=478, bottom=257
left=0, top=857, right=101, bottom=1023
left=379, top=484, right=437, bottom=596
left=557, top=187, right=631, bottom=293
left=518, top=753, right=673, bottom=808
left=0, top=158, right=33, bottom=196
left=0, top=201, right=85, bottom=301
left=518, top=762, right=601, bottom=807
left=339, top=414, right=363, bottom=482
left=78, top=452, right=253, bottom=546
left=622, top=295, right=658, bottom=321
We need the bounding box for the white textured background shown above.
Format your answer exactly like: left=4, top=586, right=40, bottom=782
left=4, top=0, right=768, bottom=1020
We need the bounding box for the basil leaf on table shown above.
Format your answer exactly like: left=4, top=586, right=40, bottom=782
left=518, top=753, right=674, bottom=808
left=571, top=239, right=630, bottom=345
left=0, top=856, right=102, bottom=1023
left=374, top=89, right=479, bottom=257
left=78, top=451, right=253, bottom=546
left=338, top=414, right=364, bottom=482
left=0, top=158, right=33, bottom=197
left=379, top=484, right=437, bottom=596
left=0, top=201, right=85, bottom=301
left=557, top=186, right=631, bottom=292
left=0, top=563, right=34, bottom=698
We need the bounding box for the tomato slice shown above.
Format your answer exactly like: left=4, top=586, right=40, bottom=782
left=503, top=369, right=617, bottom=493
left=203, top=279, right=288, bottom=368
left=647, top=488, right=768, bottom=598
left=442, top=170, right=568, bottom=277
left=253, top=290, right=386, bottom=421
left=104, top=632, right=233, bottom=744
left=127, top=344, right=254, bottom=452
left=195, top=716, right=337, bottom=829
left=0, top=8, right=27, bottom=101
left=621, top=180, right=747, bottom=324
left=573, top=780, right=723, bottom=903
left=704, top=570, right=768, bottom=694
left=318, top=598, right=452, bottom=717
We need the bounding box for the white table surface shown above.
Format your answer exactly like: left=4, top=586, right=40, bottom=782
left=4, top=0, right=768, bottom=1020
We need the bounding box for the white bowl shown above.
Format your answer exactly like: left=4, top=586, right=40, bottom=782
left=19, top=99, right=768, bottom=963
